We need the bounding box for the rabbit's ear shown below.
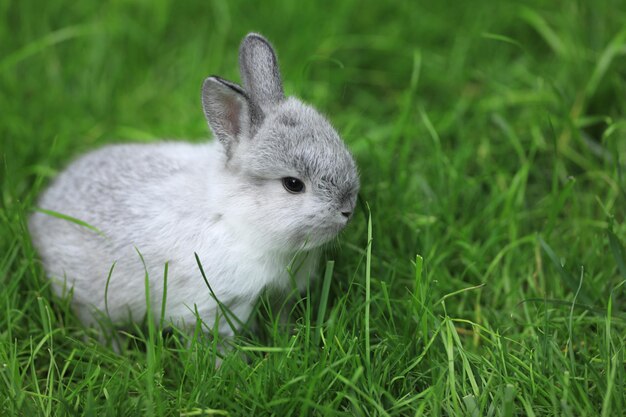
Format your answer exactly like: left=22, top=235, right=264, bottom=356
left=202, top=76, right=253, bottom=153
left=239, top=33, right=285, bottom=113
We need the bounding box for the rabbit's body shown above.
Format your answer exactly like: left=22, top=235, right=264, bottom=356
left=30, top=33, right=358, bottom=336
left=30, top=141, right=316, bottom=329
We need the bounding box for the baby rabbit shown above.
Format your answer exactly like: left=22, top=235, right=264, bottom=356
left=29, top=33, right=359, bottom=340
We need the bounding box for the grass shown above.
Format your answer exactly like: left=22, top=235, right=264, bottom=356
left=1, top=0, right=626, bottom=415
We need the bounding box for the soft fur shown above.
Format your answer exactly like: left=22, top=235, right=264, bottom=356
left=29, top=33, right=360, bottom=337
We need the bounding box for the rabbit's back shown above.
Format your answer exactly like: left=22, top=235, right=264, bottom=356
left=29, top=141, right=231, bottom=322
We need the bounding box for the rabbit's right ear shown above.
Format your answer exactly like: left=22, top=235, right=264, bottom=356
left=239, top=33, right=285, bottom=114
left=202, top=76, right=252, bottom=154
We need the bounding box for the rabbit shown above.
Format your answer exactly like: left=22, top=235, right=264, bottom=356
left=29, top=33, right=360, bottom=341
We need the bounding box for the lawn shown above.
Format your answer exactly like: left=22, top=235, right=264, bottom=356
left=1, top=0, right=626, bottom=415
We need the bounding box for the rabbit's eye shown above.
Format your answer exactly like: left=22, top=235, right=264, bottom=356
left=282, top=177, right=305, bottom=193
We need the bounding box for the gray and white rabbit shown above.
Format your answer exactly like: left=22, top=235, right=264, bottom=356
left=29, top=33, right=360, bottom=339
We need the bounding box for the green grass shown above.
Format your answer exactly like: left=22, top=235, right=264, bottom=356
left=2, top=0, right=626, bottom=415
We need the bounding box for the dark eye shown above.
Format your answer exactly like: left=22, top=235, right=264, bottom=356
left=282, top=177, right=305, bottom=193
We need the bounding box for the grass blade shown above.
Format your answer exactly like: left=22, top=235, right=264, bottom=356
left=364, top=204, right=372, bottom=372
left=607, top=226, right=626, bottom=279
left=539, top=237, right=591, bottom=303
left=34, top=208, right=105, bottom=237
left=194, top=253, right=243, bottom=334
left=314, top=260, right=334, bottom=346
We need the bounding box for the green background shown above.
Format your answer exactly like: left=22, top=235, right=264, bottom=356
left=1, top=0, right=626, bottom=415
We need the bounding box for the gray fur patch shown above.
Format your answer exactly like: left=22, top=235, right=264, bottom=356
left=278, top=113, right=299, bottom=127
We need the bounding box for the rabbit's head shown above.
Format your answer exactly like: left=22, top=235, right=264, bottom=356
left=201, top=33, right=359, bottom=251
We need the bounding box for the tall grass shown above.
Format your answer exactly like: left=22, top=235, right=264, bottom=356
left=1, top=0, right=625, bottom=415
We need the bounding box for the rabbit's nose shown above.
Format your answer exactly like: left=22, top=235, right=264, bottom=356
left=338, top=199, right=355, bottom=220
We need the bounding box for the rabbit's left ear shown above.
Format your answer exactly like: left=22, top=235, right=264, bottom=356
left=202, top=76, right=252, bottom=155
left=239, top=33, right=285, bottom=114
